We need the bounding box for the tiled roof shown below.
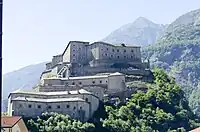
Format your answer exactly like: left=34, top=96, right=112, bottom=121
left=10, top=88, right=91, bottom=95
left=1, top=116, right=21, bottom=128
left=190, top=127, right=200, bottom=132
left=12, top=97, right=85, bottom=102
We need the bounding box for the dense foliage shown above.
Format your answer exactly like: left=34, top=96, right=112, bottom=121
left=26, top=69, right=200, bottom=132
left=142, top=8, right=200, bottom=116
left=102, top=69, right=200, bottom=132
left=27, top=112, right=95, bottom=132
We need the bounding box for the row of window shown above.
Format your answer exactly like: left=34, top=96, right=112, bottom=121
left=71, top=80, right=106, bottom=85
left=22, top=104, right=83, bottom=110
left=102, top=48, right=135, bottom=53
left=103, top=54, right=136, bottom=59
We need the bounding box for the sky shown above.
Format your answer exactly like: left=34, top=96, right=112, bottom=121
left=2, top=0, right=200, bottom=74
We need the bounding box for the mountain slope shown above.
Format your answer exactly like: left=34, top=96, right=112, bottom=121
left=3, top=62, right=46, bottom=99
left=142, top=8, right=200, bottom=116
left=2, top=62, right=46, bottom=111
left=102, top=17, right=166, bottom=46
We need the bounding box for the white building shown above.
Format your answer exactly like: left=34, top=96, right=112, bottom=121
left=7, top=89, right=99, bottom=121
left=40, top=72, right=126, bottom=96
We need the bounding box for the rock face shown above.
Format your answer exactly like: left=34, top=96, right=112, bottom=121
left=102, top=17, right=166, bottom=46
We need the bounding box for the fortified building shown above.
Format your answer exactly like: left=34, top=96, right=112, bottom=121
left=7, top=41, right=152, bottom=121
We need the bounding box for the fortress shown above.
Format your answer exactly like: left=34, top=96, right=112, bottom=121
left=7, top=41, right=152, bottom=121
left=41, top=41, right=150, bottom=79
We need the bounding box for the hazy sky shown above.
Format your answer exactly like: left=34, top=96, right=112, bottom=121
left=2, top=0, right=200, bottom=74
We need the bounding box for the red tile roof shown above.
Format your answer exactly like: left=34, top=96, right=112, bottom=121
left=1, top=116, right=22, bottom=128
left=190, top=127, right=200, bottom=132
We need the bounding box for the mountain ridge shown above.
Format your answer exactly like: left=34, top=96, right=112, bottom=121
left=102, top=17, right=166, bottom=46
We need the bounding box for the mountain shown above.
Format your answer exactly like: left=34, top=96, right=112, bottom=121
left=142, top=8, right=200, bottom=116
left=102, top=17, right=166, bottom=46
left=2, top=9, right=200, bottom=116
left=2, top=62, right=46, bottom=111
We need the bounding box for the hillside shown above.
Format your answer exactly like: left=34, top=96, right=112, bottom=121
left=142, top=8, right=200, bottom=116
left=102, top=17, right=166, bottom=46
left=2, top=62, right=46, bottom=111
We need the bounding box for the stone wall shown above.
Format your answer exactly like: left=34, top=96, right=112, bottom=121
left=11, top=100, right=90, bottom=121
left=8, top=89, right=99, bottom=121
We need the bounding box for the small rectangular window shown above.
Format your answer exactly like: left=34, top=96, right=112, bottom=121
left=28, top=104, right=32, bottom=108
left=100, top=80, right=102, bottom=83
left=57, top=105, right=60, bottom=109
left=38, top=105, right=41, bottom=109
left=48, top=106, right=52, bottom=109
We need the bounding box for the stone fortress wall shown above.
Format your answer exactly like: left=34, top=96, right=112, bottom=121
left=8, top=41, right=152, bottom=121
left=41, top=41, right=151, bottom=78
left=8, top=89, right=99, bottom=121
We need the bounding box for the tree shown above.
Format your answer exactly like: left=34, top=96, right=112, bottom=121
left=102, top=68, right=200, bottom=132
left=27, top=112, right=95, bottom=132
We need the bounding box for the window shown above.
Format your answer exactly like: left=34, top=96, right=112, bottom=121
left=105, top=53, right=107, bottom=56
left=107, top=48, right=108, bottom=50
left=67, top=105, right=70, bottom=108
left=19, top=104, right=22, bottom=108
left=38, top=105, right=41, bottom=109
left=85, top=98, right=88, bottom=102
left=73, top=44, right=75, bottom=46
left=57, top=105, right=60, bottom=109
left=117, top=56, right=119, bottom=58
left=72, top=82, right=75, bottom=85
left=124, top=50, right=126, bottom=52
left=92, top=81, right=95, bottom=84
left=28, top=104, right=32, bottom=108
left=117, top=49, right=119, bottom=52
left=131, top=56, right=133, bottom=58
left=73, top=49, right=75, bottom=52
left=100, top=80, right=102, bottom=83
left=112, top=49, right=115, bottom=52
left=79, top=82, right=82, bottom=85
left=131, top=50, right=134, bottom=52
left=73, top=54, right=75, bottom=56
left=111, top=55, right=113, bottom=58
left=124, top=56, right=126, bottom=58
left=80, top=106, right=82, bottom=110
left=48, top=106, right=52, bottom=109
left=73, top=106, right=76, bottom=110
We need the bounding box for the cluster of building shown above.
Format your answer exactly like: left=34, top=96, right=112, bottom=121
left=7, top=41, right=152, bottom=121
